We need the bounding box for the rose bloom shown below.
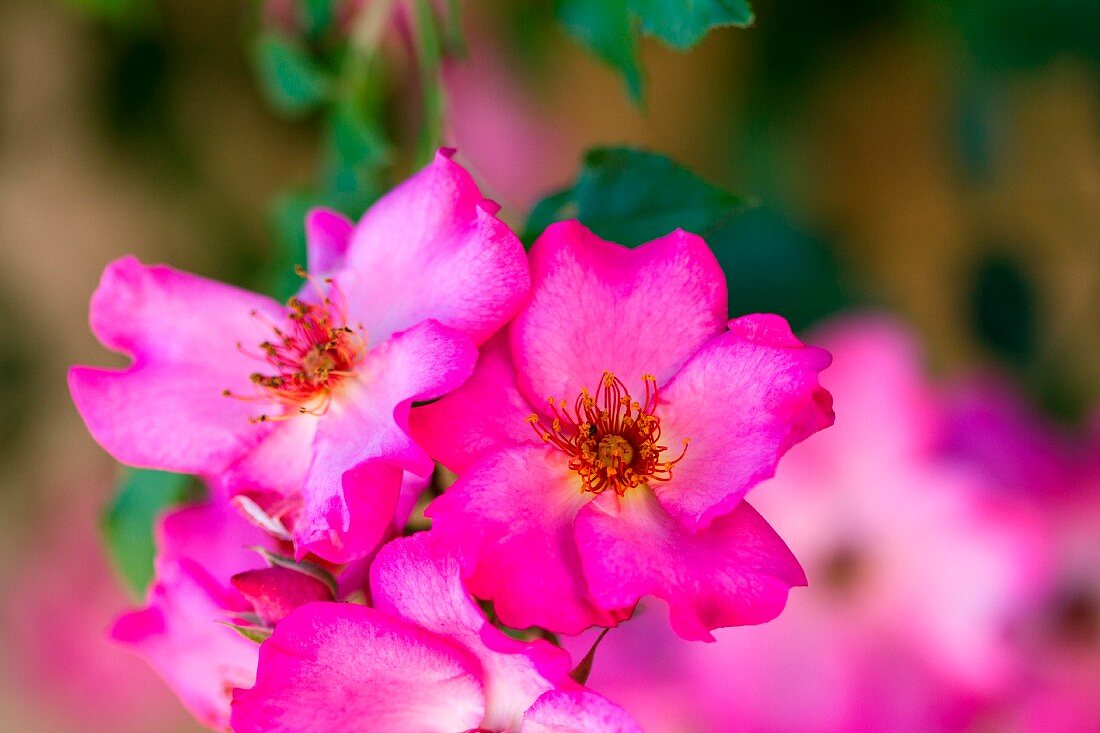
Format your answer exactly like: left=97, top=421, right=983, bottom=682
left=232, top=532, right=641, bottom=733
left=947, top=382, right=1100, bottom=732
left=413, top=220, right=833, bottom=639
left=564, top=315, right=1048, bottom=733
left=70, top=151, right=529, bottom=563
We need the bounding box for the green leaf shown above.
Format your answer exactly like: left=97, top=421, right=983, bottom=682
left=632, top=0, right=753, bottom=49
left=524, top=147, right=751, bottom=247
left=254, top=32, right=331, bottom=115
left=300, top=0, right=335, bottom=39
left=101, top=469, right=200, bottom=598
left=554, top=0, right=643, bottom=101
left=707, top=206, right=850, bottom=331
left=554, top=0, right=752, bottom=99
left=219, top=621, right=273, bottom=644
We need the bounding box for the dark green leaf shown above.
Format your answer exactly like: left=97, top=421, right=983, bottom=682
left=554, top=0, right=752, bottom=98
left=554, top=0, right=643, bottom=101
left=101, top=469, right=201, bottom=598
left=524, top=147, right=750, bottom=246
left=254, top=32, right=331, bottom=115
left=969, top=251, right=1036, bottom=363
left=300, top=0, right=335, bottom=39
left=632, top=0, right=753, bottom=49
left=707, top=207, right=850, bottom=331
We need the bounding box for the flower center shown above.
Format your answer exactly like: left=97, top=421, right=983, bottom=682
left=527, top=372, right=689, bottom=496
left=224, top=270, right=365, bottom=422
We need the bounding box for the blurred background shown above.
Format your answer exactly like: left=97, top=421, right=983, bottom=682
left=0, top=0, right=1098, bottom=730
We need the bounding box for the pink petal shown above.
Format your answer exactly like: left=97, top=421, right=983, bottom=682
left=111, top=498, right=276, bottom=728
left=654, top=314, right=834, bottom=531
left=217, top=414, right=318, bottom=505
left=425, top=445, right=627, bottom=635
left=112, top=560, right=259, bottom=730
left=295, top=458, right=405, bottom=564
left=69, top=257, right=284, bottom=474
left=410, top=330, right=537, bottom=474
left=340, top=149, right=529, bottom=344
left=294, top=319, right=478, bottom=562
left=574, top=488, right=806, bottom=642
left=511, top=222, right=727, bottom=408
left=230, top=567, right=334, bottom=627
left=371, top=534, right=575, bottom=730
left=157, top=498, right=275, bottom=586
left=230, top=603, right=486, bottom=733
left=523, top=690, right=643, bottom=733
left=305, top=207, right=354, bottom=277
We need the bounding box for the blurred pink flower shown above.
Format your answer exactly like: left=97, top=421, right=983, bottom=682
left=231, top=532, right=641, bottom=733
left=942, top=373, right=1078, bottom=497
left=3, top=481, right=191, bottom=733
left=569, top=314, right=1048, bottom=733
left=413, top=221, right=833, bottom=639
left=69, top=151, right=529, bottom=563
left=961, top=401, right=1100, bottom=732
left=443, top=24, right=572, bottom=210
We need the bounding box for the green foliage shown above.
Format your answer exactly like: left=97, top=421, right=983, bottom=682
left=101, top=469, right=202, bottom=598
left=254, top=32, right=332, bottom=116
left=525, top=147, right=750, bottom=246
left=633, top=0, right=753, bottom=49
left=62, top=0, right=154, bottom=25
left=969, top=251, right=1036, bottom=363
left=554, top=0, right=752, bottom=99
left=526, top=149, right=850, bottom=331
left=708, top=207, right=850, bottom=331
left=554, top=0, right=643, bottom=99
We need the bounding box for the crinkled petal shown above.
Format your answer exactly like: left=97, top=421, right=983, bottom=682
left=305, top=208, right=354, bottom=277
left=372, top=534, right=576, bottom=731
left=231, top=603, right=486, bottom=733
left=523, top=690, right=643, bottom=733
left=341, top=149, right=529, bottom=344
left=69, top=257, right=283, bottom=474
left=425, top=445, right=625, bottom=635
left=410, top=330, right=536, bottom=474
left=293, top=320, right=477, bottom=562
left=575, top=488, right=806, bottom=642
left=112, top=560, right=259, bottom=730
left=512, top=222, right=727, bottom=407
left=655, top=314, right=834, bottom=530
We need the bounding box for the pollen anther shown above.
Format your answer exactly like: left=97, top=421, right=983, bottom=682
left=224, top=272, right=365, bottom=422
left=527, top=372, right=688, bottom=496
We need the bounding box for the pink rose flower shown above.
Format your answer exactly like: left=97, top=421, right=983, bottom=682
left=231, top=532, right=641, bottom=733
left=412, top=220, right=833, bottom=639
left=69, top=151, right=529, bottom=562
left=569, top=315, right=1048, bottom=733
left=112, top=497, right=280, bottom=730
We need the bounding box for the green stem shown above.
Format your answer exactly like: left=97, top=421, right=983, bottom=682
left=412, top=0, right=445, bottom=167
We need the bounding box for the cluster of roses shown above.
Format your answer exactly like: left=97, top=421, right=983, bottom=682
left=70, top=151, right=834, bottom=732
